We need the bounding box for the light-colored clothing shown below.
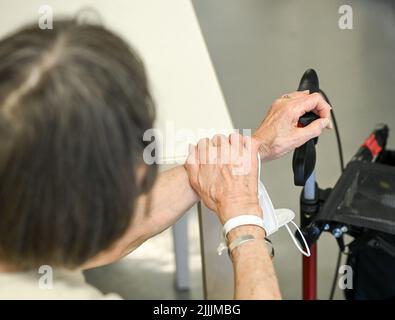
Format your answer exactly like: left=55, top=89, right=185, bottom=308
left=0, top=268, right=121, bottom=300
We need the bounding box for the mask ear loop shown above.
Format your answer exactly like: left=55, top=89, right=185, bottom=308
left=285, top=221, right=311, bottom=257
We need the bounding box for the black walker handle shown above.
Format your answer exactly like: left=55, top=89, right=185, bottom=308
left=292, top=69, right=321, bottom=186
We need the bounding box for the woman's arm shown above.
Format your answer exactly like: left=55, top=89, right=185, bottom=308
left=83, top=165, right=199, bottom=269
left=228, top=225, right=281, bottom=299
left=184, top=133, right=282, bottom=299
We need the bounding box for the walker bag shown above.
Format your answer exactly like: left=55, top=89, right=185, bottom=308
left=318, top=150, right=395, bottom=299
left=317, top=151, right=395, bottom=236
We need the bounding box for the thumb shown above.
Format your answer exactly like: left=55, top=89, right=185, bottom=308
left=298, top=118, right=330, bottom=142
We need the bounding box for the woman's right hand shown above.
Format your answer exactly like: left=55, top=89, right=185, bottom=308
left=254, top=91, right=332, bottom=161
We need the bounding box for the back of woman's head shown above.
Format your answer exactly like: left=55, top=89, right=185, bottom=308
left=0, top=19, right=156, bottom=269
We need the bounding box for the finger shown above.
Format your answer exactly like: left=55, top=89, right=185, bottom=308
left=228, top=132, right=244, bottom=169
left=212, top=134, right=227, bottom=147
left=243, top=135, right=259, bottom=177
left=281, top=90, right=309, bottom=99
left=217, top=139, right=231, bottom=166
left=296, top=118, right=331, bottom=143
left=242, top=135, right=258, bottom=171
left=207, top=143, right=218, bottom=165
left=294, top=92, right=332, bottom=120
left=229, top=132, right=244, bottom=145
left=242, top=135, right=254, bottom=150
left=197, top=137, right=210, bottom=165
left=328, top=118, right=334, bottom=129
left=229, top=132, right=244, bottom=154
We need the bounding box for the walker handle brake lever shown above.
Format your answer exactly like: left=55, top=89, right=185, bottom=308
left=292, top=69, right=320, bottom=186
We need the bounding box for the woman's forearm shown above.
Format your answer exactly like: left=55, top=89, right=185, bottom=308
left=83, top=165, right=199, bottom=269
left=228, top=225, right=282, bottom=300
left=137, top=165, right=199, bottom=237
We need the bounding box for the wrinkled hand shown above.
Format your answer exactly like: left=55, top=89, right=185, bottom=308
left=184, top=133, right=261, bottom=224
left=253, top=91, right=332, bottom=161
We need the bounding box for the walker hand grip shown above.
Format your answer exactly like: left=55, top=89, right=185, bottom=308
left=293, top=69, right=320, bottom=186
left=298, top=112, right=320, bottom=128
left=293, top=140, right=316, bottom=186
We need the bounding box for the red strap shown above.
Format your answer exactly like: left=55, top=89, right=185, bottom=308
left=362, top=134, right=382, bottom=157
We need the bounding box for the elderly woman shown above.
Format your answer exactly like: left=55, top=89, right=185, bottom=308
left=0, top=20, right=331, bottom=299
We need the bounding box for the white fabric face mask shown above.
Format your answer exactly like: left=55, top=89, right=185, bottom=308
left=257, top=154, right=310, bottom=257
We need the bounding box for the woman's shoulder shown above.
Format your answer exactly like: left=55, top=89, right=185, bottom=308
left=0, top=268, right=122, bottom=300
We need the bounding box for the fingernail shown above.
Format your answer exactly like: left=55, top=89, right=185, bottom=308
left=303, top=90, right=310, bottom=94
left=328, top=119, right=334, bottom=129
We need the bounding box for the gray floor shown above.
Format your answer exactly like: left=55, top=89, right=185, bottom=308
left=85, top=0, right=395, bottom=299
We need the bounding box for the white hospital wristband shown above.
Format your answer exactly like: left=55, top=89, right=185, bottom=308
left=223, top=215, right=265, bottom=239
left=217, top=215, right=266, bottom=255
